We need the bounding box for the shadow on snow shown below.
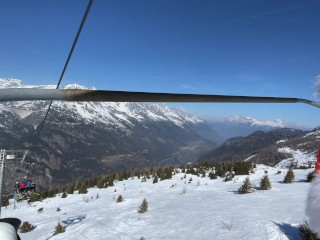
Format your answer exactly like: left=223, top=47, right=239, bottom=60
left=273, top=222, right=300, bottom=240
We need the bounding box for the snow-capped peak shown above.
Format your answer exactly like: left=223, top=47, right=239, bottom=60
left=0, top=78, right=23, bottom=88
left=226, top=114, right=287, bottom=128
left=0, top=78, right=204, bottom=130
left=63, top=83, right=96, bottom=90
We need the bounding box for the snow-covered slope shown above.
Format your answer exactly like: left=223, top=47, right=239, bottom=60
left=227, top=114, right=287, bottom=128
left=272, top=128, right=320, bottom=169
left=209, top=115, right=294, bottom=141
left=275, top=148, right=317, bottom=169
left=2, top=165, right=313, bottom=240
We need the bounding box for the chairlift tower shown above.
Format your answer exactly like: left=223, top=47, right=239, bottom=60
left=0, top=149, right=29, bottom=218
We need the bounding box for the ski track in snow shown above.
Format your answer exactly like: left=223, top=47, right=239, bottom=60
left=266, top=222, right=285, bottom=240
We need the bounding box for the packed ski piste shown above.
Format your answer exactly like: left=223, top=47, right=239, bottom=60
left=0, top=148, right=319, bottom=240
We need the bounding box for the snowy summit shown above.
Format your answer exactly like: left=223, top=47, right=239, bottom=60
left=227, top=115, right=287, bottom=128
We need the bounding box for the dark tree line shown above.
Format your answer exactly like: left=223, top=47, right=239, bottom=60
left=28, top=160, right=254, bottom=203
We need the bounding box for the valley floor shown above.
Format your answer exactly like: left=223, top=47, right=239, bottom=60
left=2, top=165, right=312, bottom=240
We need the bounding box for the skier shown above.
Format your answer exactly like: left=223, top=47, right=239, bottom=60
left=31, top=180, right=36, bottom=192
left=19, top=182, right=26, bottom=193
left=25, top=180, right=31, bottom=191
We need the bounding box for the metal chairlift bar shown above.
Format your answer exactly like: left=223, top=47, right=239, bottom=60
left=0, top=88, right=319, bottom=108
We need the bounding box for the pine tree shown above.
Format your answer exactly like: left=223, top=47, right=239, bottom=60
left=153, top=175, right=158, bottom=184
left=97, top=177, right=108, bottom=188
left=30, top=193, right=41, bottom=202
left=66, top=184, right=74, bottom=194
left=116, top=195, right=123, bottom=202
left=260, top=175, right=272, bottom=190
left=238, top=177, right=253, bottom=194
left=19, top=221, right=35, bottom=233
left=108, top=176, right=114, bottom=186
left=78, top=183, right=88, bottom=194
left=299, top=221, right=320, bottom=240
left=1, top=197, right=9, bottom=207
left=209, top=172, right=217, bottom=180
left=46, top=188, right=55, bottom=198
left=138, top=198, right=148, bottom=213
left=54, top=222, right=65, bottom=235
left=283, top=169, right=295, bottom=183
left=307, top=171, right=316, bottom=182
left=75, top=181, right=82, bottom=191
left=40, top=190, right=48, bottom=199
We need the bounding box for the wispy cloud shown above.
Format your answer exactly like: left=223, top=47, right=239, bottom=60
left=226, top=3, right=307, bottom=25
left=181, top=84, right=196, bottom=90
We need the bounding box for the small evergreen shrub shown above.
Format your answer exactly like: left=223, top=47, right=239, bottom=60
left=116, top=195, right=124, bottom=202
left=61, top=192, right=67, bottom=198
left=260, top=175, right=272, bottom=190
left=307, top=171, right=316, bottom=182
left=30, top=193, right=41, bottom=202
left=40, top=190, right=48, bottom=199
left=54, top=222, right=65, bottom=235
left=138, top=198, right=148, bottom=213
left=209, top=172, right=217, bottom=180
left=153, top=175, right=158, bottom=184
left=96, top=178, right=106, bottom=188
left=19, top=221, right=35, bottom=233
left=1, top=197, right=9, bottom=207
left=79, top=184, right=88, bottom=194
left=66, top=184, right=74, bottom=194
left=238, top=177, right=253, bottom=194
left=283, top=169, right=295, bottom=183
left=299, top=221, right=320, bottom=240
left=47, top=188, right=57, bottom=198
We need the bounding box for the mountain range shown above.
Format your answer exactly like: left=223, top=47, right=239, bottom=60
left=199, top=127, right=320, bottom=166
left=0, top=79, right=217, bottom=189
left=0, top=78, right=318, bottom=190
left=208, top=115, right=306, bottom=142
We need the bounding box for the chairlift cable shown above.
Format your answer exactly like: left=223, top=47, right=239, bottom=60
left=37, top=0, right=94, bottom=135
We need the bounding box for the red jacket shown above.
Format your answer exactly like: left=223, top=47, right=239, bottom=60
left=316, top=147, right=320, bottom=173
left=19, top=182, right=26, bottom=189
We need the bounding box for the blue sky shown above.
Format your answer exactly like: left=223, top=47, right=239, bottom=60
left=0, top=0, right=320, bottom=128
